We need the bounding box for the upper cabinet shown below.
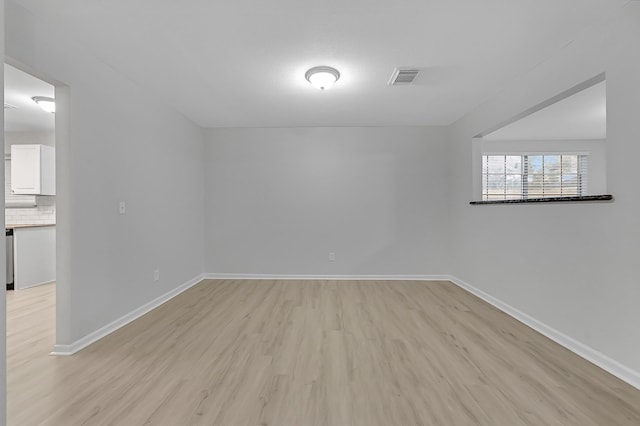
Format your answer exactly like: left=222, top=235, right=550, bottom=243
left=10, top=144, right=56, bottom=196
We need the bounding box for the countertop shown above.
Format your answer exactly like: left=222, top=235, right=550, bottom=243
left=6, top=224, right=56, bottom=229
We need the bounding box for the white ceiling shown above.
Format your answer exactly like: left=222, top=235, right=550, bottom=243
left=484, top=80, right=606, bottom=141
left=4, top=63, right=55, bottom=132
left=10, top=0, right=629, bottom=128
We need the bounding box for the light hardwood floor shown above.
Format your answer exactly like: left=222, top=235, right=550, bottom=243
left=7, top=280, right=640, bottom=425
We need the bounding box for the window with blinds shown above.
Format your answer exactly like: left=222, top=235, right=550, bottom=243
left=482, top=154, right=587, bottom=200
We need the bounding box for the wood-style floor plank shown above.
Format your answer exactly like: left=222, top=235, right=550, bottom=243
left=7, top=280, right=640, bottom=425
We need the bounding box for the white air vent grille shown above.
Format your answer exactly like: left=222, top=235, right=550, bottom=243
left=389, top=68, right=420, bottom=85
left=4, top=103, right=17, bottom=109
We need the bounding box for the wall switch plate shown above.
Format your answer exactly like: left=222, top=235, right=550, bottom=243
left=119, top=201, right=126, bottom=214
left=329, top=252, right=335, bottom=262
left=153, top=269, right=160, bottom=281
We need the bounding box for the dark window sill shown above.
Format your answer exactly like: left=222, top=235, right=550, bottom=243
left=470, top=194, right=613, bottom=205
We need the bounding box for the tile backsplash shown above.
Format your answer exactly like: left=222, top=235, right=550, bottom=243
left=5, top=159, right=56, bottom=226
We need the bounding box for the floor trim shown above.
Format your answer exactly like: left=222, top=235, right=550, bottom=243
left=51, top=273, right=206, bottom=356
left=203, top=273, right=451, bottom=281
left=17, top=279, right=56, bottom=291
left=447, top=275, right=640, bottom=391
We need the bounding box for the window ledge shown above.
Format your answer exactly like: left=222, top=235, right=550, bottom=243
left=470, top=194, right=613, bottom=205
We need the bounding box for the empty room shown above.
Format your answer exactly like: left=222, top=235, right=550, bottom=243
left=2, top=0, right=640, bottom=424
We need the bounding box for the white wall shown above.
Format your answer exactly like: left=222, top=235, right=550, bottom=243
left=0, top=0, right=7, bottom=421
left=449, top=2, right=640, bottom=376
left=5, top=0, right=206, bottom=344
left=4, top=130, right=54, bottom=153
left=205, top=127, right=450, bottom=276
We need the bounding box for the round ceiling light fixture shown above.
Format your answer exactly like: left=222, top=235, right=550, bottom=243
left=305, top=66, right=340, bottom=90
left=32, top=96, right=56, bottom=113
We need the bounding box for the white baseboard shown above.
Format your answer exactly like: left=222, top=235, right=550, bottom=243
left=447, top=275, right=640, bottom=391
left=203, top=273, right=451, bottom=281
left=50, top=273, right=207, bottom=356
left=15, top=279, right=55, bottom=290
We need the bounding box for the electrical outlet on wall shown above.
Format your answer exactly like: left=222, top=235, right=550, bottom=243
left=153, top=269, right=160, bottom=281
left=119, top=201, right=126, bottom=214
left=328, top=252, right=335, bottom=262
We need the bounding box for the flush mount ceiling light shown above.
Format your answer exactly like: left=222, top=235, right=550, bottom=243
left=32, top=96, right=56, bottom=113
left=305, top=66, right=340, bottom=90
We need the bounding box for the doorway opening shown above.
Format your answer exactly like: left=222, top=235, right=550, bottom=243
left=4, top=60, right=71, bottom=420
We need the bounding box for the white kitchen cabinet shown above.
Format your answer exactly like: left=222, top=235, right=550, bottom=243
left=10, top=144, right=56, bottom=195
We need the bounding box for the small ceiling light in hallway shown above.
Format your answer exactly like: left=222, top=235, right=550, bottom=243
left=32, top=96, right=56, bottom=113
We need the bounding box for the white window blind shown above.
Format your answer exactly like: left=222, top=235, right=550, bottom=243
left=482, top=154, right=588, bottom=201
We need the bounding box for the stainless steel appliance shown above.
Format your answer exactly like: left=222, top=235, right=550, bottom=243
left=6, top=228, right=14, bottom=290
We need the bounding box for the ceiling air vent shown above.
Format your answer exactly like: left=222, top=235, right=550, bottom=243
left=4, top=103, right=17, bottom=110
left=389, top=68, right=420, bottom=86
